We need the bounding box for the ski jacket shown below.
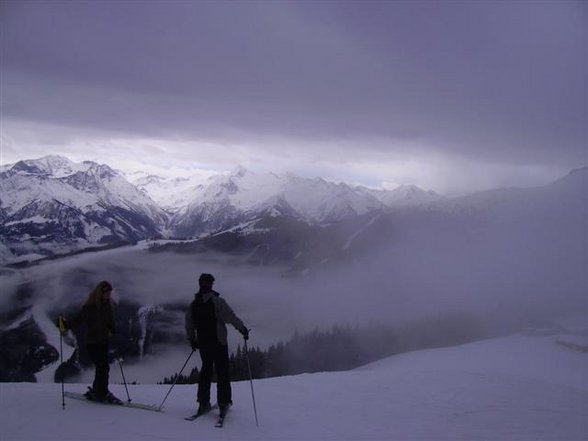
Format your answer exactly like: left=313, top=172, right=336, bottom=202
left=68, top=302, right=114, bottom=345
left=185, top=290, right=245, bottom=346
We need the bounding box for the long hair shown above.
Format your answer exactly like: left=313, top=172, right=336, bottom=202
left=84, top=280, right=113, bottom=307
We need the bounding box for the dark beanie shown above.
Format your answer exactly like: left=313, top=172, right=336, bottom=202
left=199, top=273, right=215, bottom=285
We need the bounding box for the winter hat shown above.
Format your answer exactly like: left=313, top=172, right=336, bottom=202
left=199, top=273, right=215, bottom=285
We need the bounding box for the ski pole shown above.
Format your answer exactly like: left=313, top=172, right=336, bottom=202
left=157, top=350, right=194, bottom=411
left=116, top=353, right=132, bottom=403
left=244, top=339, right=259, bottom=427
left=58, top=315, right=66, bottom=409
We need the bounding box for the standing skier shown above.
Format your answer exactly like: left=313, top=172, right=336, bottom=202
left=185, top=273, right=249, bottom=418
left=57, top=280, right=121, bottom=404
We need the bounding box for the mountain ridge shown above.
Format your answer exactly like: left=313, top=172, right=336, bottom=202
left=1, top=155, right=585, bottom=265
left=0, top=155, right=441, bottom=263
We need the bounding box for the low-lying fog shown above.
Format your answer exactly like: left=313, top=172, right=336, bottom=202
left=3, top=215, right=585, bottom=348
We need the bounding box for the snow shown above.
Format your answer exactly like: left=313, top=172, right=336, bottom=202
left=210, top=219, right=270, bottom=236
left=280, top=177, right=380, bottom=222
left=361, top=184, right=442, bottom=207
left=0, top=172, right=96, bottom=211
left=1, top=311, right=33, bottom=332
left=4, top=216, right=51, bottom=226
left=343, top=215, right=378, bottom=250
left=5, top=158, right=439, bottom=220
left=0, top=156, right=164, bottom=221
left=156, top=166, right=436, bottom=225
left=126, top=171, right=215, bottom=211
left=1, top=334, right=587, bottom=440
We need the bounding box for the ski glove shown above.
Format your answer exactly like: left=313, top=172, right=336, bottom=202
left=189, top=338, right=199, bottom=351
left=56, top=315, right=68, bottom=334
left=239, top=326, right=249, bottom=341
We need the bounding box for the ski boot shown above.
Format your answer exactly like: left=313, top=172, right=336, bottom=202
left=84, top=387, right=103, bottom=402
left=104, top=391, right=123, bottom=405
left=196, top=402, right=212, bottom=416
left=219, top=402, right=231, bottom=418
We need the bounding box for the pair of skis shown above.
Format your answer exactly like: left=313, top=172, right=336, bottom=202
left=66, top=390, right=229, bottom=427
left=185, top=404, right=229, bottom=428
left=63, top=391, right=160, bottom=412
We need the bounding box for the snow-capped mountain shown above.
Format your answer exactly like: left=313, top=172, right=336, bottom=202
left=152, top=167, right=443, bottom=237
left=126, top=171, right=214, bottom=212
left=16, top=154, right=575, bottom=265
left=0, top=156, right=441, bottom=264
left=169, top=168, right=387, bottom=237
left=137, top=166, right=442, bottom=216
left=359, top=184, right=444, bottom=206
left=0, top=156, right=167, bottom=262
left=184, top=165, right=588, bottom=275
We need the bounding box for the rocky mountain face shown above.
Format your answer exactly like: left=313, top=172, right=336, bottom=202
left=0, top=156, right=168, bottom=263
left=1, top=156, right=442, bottom=264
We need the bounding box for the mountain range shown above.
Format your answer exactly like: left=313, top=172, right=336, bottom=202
left=0, top=155, right=442, bottom=264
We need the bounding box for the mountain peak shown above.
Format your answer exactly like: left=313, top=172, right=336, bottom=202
left=10, top=160, right=45, bottom=176
left=231, top=165, right=250, bottom=178
left=9, top=155, right=79, bottom=177
left=394, top=184, right=419, bottom=190
left=37, top=154, right=74, bottom=166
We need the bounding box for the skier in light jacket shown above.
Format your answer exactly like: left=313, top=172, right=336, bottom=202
left=185, top=273, right=249, bottom=417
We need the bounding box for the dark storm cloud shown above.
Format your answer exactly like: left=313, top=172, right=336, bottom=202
left=1, top=0, right=586, bottom=171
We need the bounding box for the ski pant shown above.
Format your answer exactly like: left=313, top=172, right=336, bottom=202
left=86, top=343, right=110, bottom=398
left=197, top=342, right=231, bottom=405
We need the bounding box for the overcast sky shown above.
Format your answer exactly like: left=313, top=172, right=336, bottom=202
left=1, top=0, right=586, bottom=194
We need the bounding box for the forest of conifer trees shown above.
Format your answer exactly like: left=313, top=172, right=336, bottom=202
left=160, top=313, right=484, bottom=384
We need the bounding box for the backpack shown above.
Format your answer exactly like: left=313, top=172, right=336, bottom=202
left=191, top=293, right=218, bottom=344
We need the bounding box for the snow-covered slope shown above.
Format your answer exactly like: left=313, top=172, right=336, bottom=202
left=126, top=171, right=213, bottom=212
left=1, top=333, right=586, bottom=440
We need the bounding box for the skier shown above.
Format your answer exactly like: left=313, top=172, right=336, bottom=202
left=57, top=280, right=121, bottom=404
left=185, top=273, right=249, bottom=419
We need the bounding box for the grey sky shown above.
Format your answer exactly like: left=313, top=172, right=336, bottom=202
left=1, top=0, right=586, bottom=194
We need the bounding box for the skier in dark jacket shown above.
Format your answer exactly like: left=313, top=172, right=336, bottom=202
left=58, top=280, right=120, bottom=404
left=185, top=273, right=249, bottom=417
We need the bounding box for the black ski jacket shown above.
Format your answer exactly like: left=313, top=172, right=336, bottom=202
left=68, top=302, right=114, bottom=345
left=185, top=290, right=246, bottom=346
